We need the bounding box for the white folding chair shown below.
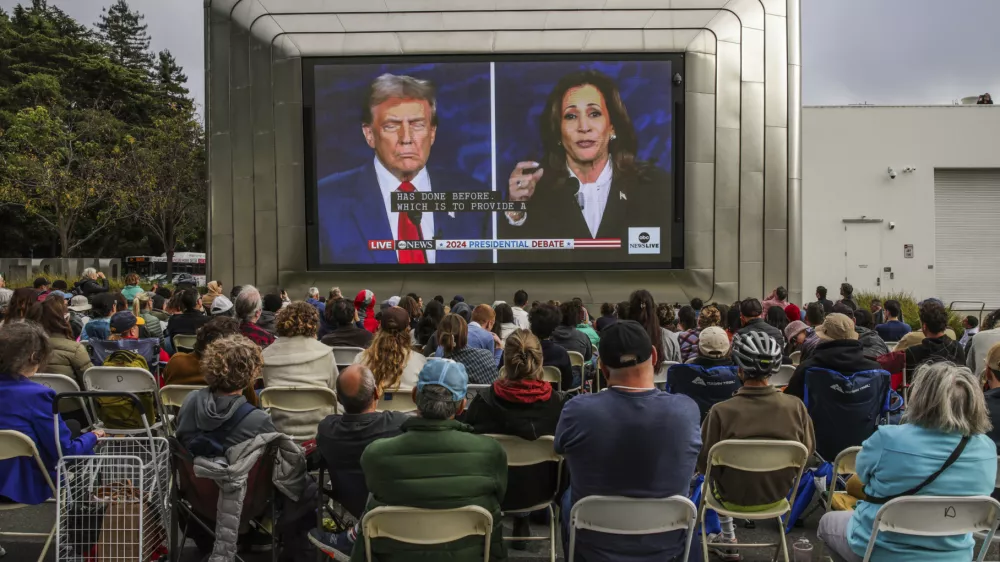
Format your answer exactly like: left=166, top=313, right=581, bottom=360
left=699, top=439, right=810, bottom=562
left=331, top=346, right=365, bottom=369
left=32, top=373, right=92, bottom=428
left=541, top=366, right=562, bottom=388
left=862, top=496, right=1000, bottom=562
left=566, top=351, right=585, bottom=393
left=0, top=431, right=58, bottom=561
left=486, top=435, right=563, bottom=562
left=361, top=505, right=494, bottom=562
left=259, top=386, right=337, bottom=441
left=654, top=361, right=678, bottom=387
left=159, top=384, right=206, bottom=434
left=974, top=456, right=1000, bottom=546
left=789, top=351, right=801, bottom=366
left=172, top=333, right=197, bottom=353
left=825, top=446, right=862, bottom=512
left=376, top=387, right=418, bottom=414
left=82, top=366, right=164, bottom=435
left=770, top=364, right=796, bottom=387
left=569, top=495, right=697, bottom=562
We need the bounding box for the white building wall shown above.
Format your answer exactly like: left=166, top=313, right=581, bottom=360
left=802, top=106, right=1000, bottom=302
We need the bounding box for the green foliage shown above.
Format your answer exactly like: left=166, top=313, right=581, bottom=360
left=856, top=291, right=964, bottom=339
left=95, top=0, right=152, bottom=73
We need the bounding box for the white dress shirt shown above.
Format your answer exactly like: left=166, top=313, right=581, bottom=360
left=374, top=157, right=436, bottom=264
left=569, top=160, right=613, bottom=239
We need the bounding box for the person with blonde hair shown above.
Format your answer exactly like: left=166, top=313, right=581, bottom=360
left=354, top=307, right=426, bottom=391
left=438, top=313, right=500, bottom=384
left=262, top=302, right=337, bottom=436
left=818, top=362, right=997, bottom=562
left=132, top=292, right=164, bottom=343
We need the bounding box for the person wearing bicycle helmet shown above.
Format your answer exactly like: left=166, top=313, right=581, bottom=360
left=697, top=330, right=815, bottom=560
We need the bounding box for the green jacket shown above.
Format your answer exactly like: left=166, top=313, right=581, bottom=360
left=351, top=417, right=508, bottom=562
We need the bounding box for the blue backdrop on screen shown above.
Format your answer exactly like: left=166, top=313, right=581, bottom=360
left=493, top=60, right=674, bottom=200
left=312, top=62, right=492, bottom=185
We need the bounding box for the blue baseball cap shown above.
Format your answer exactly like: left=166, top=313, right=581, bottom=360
left=417, top=359, right=469, bottom=402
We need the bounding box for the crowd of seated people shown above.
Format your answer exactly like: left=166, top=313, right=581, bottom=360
left=2, top=275, right=1000, bottom=562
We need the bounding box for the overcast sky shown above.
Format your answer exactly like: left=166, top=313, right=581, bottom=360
left=3, top=0, right=999, bottom=113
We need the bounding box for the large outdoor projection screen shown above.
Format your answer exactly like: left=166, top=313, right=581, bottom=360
left=304, top=54, right=685, bottom=271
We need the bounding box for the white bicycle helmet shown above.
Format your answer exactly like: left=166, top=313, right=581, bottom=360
left=731, top=330, right=782, bottom=378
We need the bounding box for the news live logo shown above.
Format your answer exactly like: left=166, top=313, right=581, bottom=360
left=368, top=240, right=434, bottom=251
left=628, top=227, right=660, bottom=255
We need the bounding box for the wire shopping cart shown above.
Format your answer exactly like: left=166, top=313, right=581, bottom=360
left=53, top=391, right=170, bottom=562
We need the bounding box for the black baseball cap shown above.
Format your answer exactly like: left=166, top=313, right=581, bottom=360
left=599, top=320, right=653, bottom=368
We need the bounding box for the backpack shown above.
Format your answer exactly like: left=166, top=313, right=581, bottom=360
left=803, top=367, right=891, bottom=460
left=93, top=350, right=158, bottom=430
left=186, top=402, right=257, bottom=458
left=665, top=363, right=742, bottom=422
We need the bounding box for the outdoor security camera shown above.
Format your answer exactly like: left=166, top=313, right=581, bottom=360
left=887, top=167, right=897, bottom=179
left=889, top=222, right=896, bottom=230
left=673, top=73, right=683, bottom=86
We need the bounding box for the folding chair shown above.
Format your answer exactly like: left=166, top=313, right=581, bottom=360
left=159, top=384, right=206, bottom=434
left=486, top=435, right=563, bottom=562
left=825, top=446, right=862, bottom=512
left=0, top=431, right=58, bottom=561
left=330, top=346, right=364, bottom=370
left=699, top=439, right=810, bottom=562
left=862, top=496, right=1000, bottom=562
left=541, top=366, right=562, bottom=389
left=173, top=333, right=197, bottom=354
left=655, top=361, right=679, bottom=387
left=259, top=386, right=337, bottom=441
left=770, top=364, right=796, bottom=387
left=361, top=505, right=494, bottom=562
left=376, top=387, right=417, bottom=414
left=973, top=456, right=1000, bottom=547
left=32, top=373, right=93, bottom=428
left=82, top=366, right=165, bottom=435
left=569, top=495, right=697, bottom=562
left=789, top=351, right=801, bottom=366
left=566, top=351, right=585, bottom=393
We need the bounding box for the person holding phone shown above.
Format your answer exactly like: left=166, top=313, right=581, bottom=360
left=499, top=69, right=672, bottom=262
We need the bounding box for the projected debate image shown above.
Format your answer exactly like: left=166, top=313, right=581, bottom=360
left=306, top=57, right=680, bottom=270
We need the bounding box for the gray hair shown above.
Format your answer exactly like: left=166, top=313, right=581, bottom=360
left=0, top=322, right=51, bottom=377
left=335, top=365, right=377, bottom=415
left=415, top=384, right=461, bottom=420
left=362, top=74, right=437, bottom=126
left=905, top=362, right=992, bottom=435
left=235, top=285, right=263, bottom=323
left=330, top=286, right=342, bottom=299
left=82, top=267, right=97, bottom=278
left=308, top=287, right=320, bottom=298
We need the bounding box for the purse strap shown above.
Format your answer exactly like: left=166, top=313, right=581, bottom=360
left=865, top=435, right=970, bottom=505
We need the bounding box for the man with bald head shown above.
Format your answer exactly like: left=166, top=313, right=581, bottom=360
left=316, top=365, right=409, bottom=520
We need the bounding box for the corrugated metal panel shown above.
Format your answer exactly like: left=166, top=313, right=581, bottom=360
left=934, top=169, right=1000, bottom=309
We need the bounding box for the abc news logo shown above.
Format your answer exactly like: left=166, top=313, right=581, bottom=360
left=367, top=240, right=435, bottom=251
left=628, top=227, right=660, bottom=255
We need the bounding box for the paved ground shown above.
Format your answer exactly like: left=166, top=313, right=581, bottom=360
left=0, top=499, right=827, bottom=562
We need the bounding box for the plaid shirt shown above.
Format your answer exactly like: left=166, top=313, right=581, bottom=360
left=240, top=321, right=275, bottom=349
left=678, top=329, right=701, bottom=363
left=446, top=347, right=500, bottom=385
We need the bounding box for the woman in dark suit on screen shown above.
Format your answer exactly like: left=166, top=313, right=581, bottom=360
left=499, top=69, right=672, bottom=262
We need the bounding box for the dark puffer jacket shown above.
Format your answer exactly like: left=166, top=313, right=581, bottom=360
left=856, top=326, right=889, bottom=359
left=73, top=276, right=109, bottom=297
left=784, top=339, right=882, bottom=400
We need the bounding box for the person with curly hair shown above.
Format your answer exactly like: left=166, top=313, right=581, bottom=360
left=175, top=334, right=275, bottom=454
left=354, top=307, right=427, bottom=393
left=261, top=301, right=337, bottom=436
left=655, top=302, right=676, bottom=333
left=163, top=316, right=259, bottom=406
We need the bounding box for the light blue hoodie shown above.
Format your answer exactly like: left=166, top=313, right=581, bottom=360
left=848, top=424, right=997, bottom=561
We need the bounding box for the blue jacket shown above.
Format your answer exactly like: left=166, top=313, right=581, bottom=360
left=0, top=377, right=98, bottom=504
left=875, top=320, right=911, bottom=343
left=316, top=162, right=491, bottom=265
left=849, top=425, right=997, bottom=561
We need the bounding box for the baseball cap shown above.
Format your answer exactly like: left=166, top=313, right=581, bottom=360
left=599, top=320, right=653, bottom=368
left=110, top=311, right=138, bottom=334
left=698, top=326, right=731, bottom=358
left=211, top=295, right=234, bottom=315
left=380, top=306, right=410, bottom=332
left=815, top=313, right=858, bottom=341
left=68, top=295, right=92, bottom=312
left=986, top=342, right=1000, bottom=373
left=417, top=359, right=469, bottom=402
left=784, top=320, right=809, bottom=341
left=784, top=304, right=802, bottom=324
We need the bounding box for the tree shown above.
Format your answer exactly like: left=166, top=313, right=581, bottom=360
left=130, top=109, right=206, bottom=278
left=0, top=106, right=132, bottom=256
left=95, top=0, right=152, bottom=73
left=154, top=49, right=193, bottom=114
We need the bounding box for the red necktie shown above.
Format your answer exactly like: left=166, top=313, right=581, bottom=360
left=396, top=181, right=426, bottom=264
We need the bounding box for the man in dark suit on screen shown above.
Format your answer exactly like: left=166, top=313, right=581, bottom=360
left=316, top=73, right=490, bottom=265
